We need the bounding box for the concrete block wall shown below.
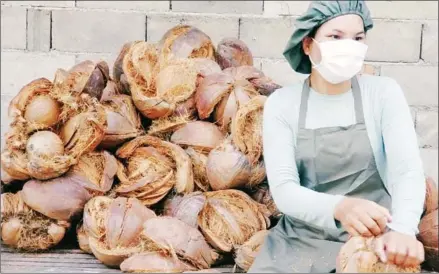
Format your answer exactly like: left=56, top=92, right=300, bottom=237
left=1, top=1, right=438, bottom=181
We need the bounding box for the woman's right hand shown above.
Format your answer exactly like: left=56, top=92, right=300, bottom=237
left=334, top=197, right=392, bottom=237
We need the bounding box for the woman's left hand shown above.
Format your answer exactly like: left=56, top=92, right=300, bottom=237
left=373, top=231, right=424, bottom=267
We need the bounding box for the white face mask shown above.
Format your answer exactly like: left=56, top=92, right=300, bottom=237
left=309, top=39, right=368, bottom=84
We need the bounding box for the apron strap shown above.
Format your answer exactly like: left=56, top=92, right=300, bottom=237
left=298, top=76, right=365, bottom=129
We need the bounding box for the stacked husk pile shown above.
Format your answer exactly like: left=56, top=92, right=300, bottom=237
left=1, top=25, right=437, bottom=273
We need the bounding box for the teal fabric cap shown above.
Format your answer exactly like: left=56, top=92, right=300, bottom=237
left=283, top=0, right=374, bottom=74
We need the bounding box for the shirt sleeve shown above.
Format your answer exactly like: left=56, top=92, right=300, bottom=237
left=262, top=92, right=345, bottom=230
left=380, top=78, right=426, bottom=236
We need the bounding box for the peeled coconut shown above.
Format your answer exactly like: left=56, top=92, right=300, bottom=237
left=216, top=37, right=254, bottom=70
left=115, top=135, right=194, bottom=206
left=197, top=189, right=269, bottom=253
left=337, top=236, right=421, bottom=273
left=1, top=192, right=69, bottom=251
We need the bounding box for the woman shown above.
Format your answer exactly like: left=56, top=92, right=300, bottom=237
left=249, top=1, right=426, bottom=273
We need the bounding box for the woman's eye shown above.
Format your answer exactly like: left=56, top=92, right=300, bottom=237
left=355, top=36, right=365, bottom=41
left=330, top=35, right=341, bottom=39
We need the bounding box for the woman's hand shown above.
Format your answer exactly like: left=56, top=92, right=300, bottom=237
left=374, top=231, right=424, bottom=267
left=334, top=197, right=392, bottom=237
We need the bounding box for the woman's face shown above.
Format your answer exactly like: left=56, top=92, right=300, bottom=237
left=303, top=14, right=367, bottom=65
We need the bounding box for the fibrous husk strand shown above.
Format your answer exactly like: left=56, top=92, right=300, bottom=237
left=234, top=230, right=269, bottom=272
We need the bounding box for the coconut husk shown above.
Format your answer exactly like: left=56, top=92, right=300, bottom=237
left=147, top=113, right=192, bottom=139
left=418, top=209, right=439, bottom=271
left=77, top=222, right=92, bottom=254
left=234, top=230, right=269, bottom=272
left=206, top=138, right=252, bottom=191
left=249, top=184, right=281, bottom=219
left=120, top=251, right=195, bottom=273
left=100, top=95, right=144, bottom=148
left=424, top=177, right=438, bottom=215
left=216, top=38, right=253, bottom=70
left=197, top=189, right=269, bottom=253
left=142, top=216, right=219, bottom=269
left=100, top=80, right=121, bottom=102
left=158, top=25, right=215, bottom=64
left=1, top=192, right=69, bottom=251
left=185, top=147, right=210, bottom=192
left=114, top=41, right=138, bottom=94
left=337, top=236, right=421, bottom=273
left=0, top=155, right=29, bottom=183
left=117, top=135, right=194, bottom=195
left=82, top=196, right=157, bottom=267
left=66, top=60, right=110, bottom=100
left=249, top=76, right=282, bottom=96
left=171, top=121, right=225, bottom=153
left=163, top=192, right=206, bottom=228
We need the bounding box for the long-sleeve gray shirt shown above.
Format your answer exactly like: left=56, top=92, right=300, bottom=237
left=263, top=74, right=426, bottom=236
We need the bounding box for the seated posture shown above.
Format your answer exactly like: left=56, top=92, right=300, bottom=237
left=249, top=1, right=426, bottom=273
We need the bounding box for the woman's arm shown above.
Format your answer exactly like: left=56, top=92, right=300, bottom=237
left=263, top=92, right=344, bottom=230
left=380, top=78, right=426, bottom=236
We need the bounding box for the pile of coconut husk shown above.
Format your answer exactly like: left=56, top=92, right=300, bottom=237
left=1, top=25, right=437, bottom=274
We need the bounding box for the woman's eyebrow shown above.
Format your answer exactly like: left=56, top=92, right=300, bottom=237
left=331, top=29, right=365, bottom=35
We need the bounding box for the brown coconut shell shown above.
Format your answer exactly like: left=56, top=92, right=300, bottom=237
left=424, top=177, right=438, bottom=215
left=216, top=37, right=254, bottom=70
left=142, top=216, right=219, bottom=269
left=158, top=25, right=215, bottom=64
left=337, top=236, right=421, bottom=273
left=198, top=189, right=269, bottom=253
left=234, top=230, right=269, bottom=272
left=114, top=41, right=137, bottom=94
left=116, top=135, right=194, bottom=196
left=100, top=80, right=121, bottom=102
left=206, top=138, right=252, bottom=191
left=418, top=209, right=439, bottom=271
left=100, top=95, right=144, bottom=148
left=163, top=192, right=206, bottom=228
left=249, top=184, right=281, bottom=219
left=1, top=192, right=69, bottom=251
left=171, top=121, right=225, bottom=152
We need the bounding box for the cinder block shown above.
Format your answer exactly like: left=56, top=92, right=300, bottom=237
left=76, top=1, right=169, bottom=12
left=52, top=10, right=145, bottom=53
left=420, top=149, right=439, bottom=183
left=1, top=7, right=26, bottom=50
left=172, top=1, right=262, bottom=14
left=367, top=1, right=438, bottom=20
left=366, top=21, right=422, bottom=63
left=381, top=65, right=438, bottom=106
left=1, top=51, right=76, bottom=97
left=422, top=21, right=438, bottom=64
left=240, top=17, right=294, bottom=59
left=259, top=58, right=308, bottom=87
left=1, top=1, right=74, bottom=7
left=147, top=14, right=239, bottom=46
left=263, top=1, right=438, bottom=20
left=416, top=110, right=438, bottom=149
left=27, top=9, right=51, bottom=51
left=263, top=1, right=310, bottom=16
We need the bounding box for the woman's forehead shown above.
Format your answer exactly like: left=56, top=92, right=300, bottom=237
left=317, top=14, right=365, bottom=35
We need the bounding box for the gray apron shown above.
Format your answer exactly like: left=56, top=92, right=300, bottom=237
left=249, top=76, right=392, bottom=273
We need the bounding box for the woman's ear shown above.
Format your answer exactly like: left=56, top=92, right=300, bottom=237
left=302, top=37, right=312, bottom=56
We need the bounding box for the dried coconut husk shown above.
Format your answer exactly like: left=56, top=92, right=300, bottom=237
left=1, top=164, right=22, bottom=184
left=231, top=95, right=266, bottom=165
left=100, top=80, right=121, bottom=102
left=418, top=209, right=438, bottom=270
left=77, top=221, right=92, bottom=254
left=158, top=25, right=215, bottom=64
left=249, top=184, right=281, bottom=219
left=114, top=41, right=137, bottom=94
left=100, top=95, right=144, bottom=148
left=196, top=66, right=267, bottom=131
left=64, top=60, right=110, bottom=100
left=115, top=136, right=194, bottom=205
left=171, top=121, right=225, bottom=152
left=0, top=149, right=30, bottom=181
left=424, top=177, right=438, bottom=215
left=142, top=217, right=219, bottom=269
left=234, top=230, right=269, bottom=272
left=1, top=192, right=69, bottom=251
left=197, top=189, right=269, bottom=253
left=206, top=138, right=252, bottom=191
left=123, top=41, right=172, bottom=119
left=163, top=192, right=206, bottom=228
left=121, top=251, right=195, bottom=273
left=185, top=147, right=210, bottom=192
left=147, top=113, right=192, bottom=139
left=336, top=236, right=421, bottom=273
left=249, top=76, right=282, bottom=96
left=216, top=38, right=253, bottom=70
left=83, top=196, right=157, bottom=267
